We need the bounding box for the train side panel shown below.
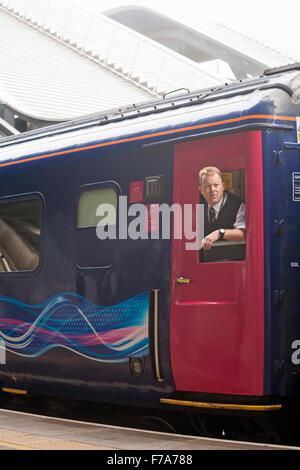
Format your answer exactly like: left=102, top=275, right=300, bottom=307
left=262, top=128, right=300, bottom=397
left=0, top=138, right=175, bottom=405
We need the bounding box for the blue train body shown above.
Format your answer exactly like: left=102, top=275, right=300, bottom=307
left=0, top=64, right=300, bottom=433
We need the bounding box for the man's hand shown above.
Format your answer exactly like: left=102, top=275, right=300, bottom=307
left=201, top=230, right=220, bottom=251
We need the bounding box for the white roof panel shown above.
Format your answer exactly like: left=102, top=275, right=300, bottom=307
left=0, top=10, right=154, bottom=121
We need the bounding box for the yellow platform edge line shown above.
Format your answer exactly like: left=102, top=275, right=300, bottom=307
left=0, top=440, right=32, bottom=450
left=2, top=387, right=28, bottom=396
left=160, top=398, right=282, bottom=411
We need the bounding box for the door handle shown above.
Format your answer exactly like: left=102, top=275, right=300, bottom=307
left=176, top=277, right=191, bottom=284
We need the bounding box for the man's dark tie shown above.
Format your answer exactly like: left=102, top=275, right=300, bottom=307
left=209, top=206, right=216, bottom=225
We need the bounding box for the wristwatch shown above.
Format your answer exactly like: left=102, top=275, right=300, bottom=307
left=219, top=228, right=225, bottom=240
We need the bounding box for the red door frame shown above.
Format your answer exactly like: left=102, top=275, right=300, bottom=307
left=170, top=131, right=264, bottom=396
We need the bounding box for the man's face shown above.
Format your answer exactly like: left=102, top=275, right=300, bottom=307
left=199, top=173, right=225, bottom=207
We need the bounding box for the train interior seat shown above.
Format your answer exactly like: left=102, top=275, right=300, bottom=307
left=0, top=218, right=39, bottom=272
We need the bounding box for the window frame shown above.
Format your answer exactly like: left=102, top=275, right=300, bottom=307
left=74, top=181, right=121, bottom=271
left=0, top=192, right=45, bottom=276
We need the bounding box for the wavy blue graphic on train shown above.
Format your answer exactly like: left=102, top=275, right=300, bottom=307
left=0, top=292, right=150, bottom=362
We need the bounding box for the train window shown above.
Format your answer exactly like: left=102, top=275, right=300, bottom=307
left=199, top=168, right=246, bottom=263
left=76, top=186, right=118, bottom=268
left=0, top=197, right=42, bottom=272
left=77, top=188, right=117, bottom=228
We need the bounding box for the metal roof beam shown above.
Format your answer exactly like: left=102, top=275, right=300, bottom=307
left=0, top=116, right=20, bottom=137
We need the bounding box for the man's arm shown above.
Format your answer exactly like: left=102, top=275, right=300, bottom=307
left=223, top=228, right=245, bottom=241
left=201, top=228, right=245, bottom=251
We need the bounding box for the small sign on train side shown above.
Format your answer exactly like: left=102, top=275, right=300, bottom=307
left=293, top=172, right=300, bottom=201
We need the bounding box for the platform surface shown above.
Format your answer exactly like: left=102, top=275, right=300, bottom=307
left=0, top=408, right=298, bottom=450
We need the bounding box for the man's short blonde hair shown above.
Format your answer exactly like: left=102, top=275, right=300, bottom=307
left=199, top=166, right=222, bottom=187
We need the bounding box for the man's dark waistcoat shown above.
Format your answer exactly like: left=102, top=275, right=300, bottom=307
left=200, top=191, right=245, bottom=262
left=201, top=191, right=244, bottom=237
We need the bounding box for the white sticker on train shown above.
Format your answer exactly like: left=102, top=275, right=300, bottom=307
left=291, top=340, right=300, bottom=365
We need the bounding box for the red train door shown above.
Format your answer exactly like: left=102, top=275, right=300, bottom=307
left=170, top=131, right=265, bottom=396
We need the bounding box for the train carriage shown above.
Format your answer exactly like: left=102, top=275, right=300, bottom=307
left=0, top=63, right=300, bottom=441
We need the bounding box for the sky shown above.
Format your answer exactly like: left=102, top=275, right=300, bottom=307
left=68, top=0, right=300, bottom=59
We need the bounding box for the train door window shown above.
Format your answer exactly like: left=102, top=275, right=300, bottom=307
left=0, top=197, right=42, bottom=272
left=76, top=185, right=119, bottom=268
left=199, top=168, right=246, bottom=263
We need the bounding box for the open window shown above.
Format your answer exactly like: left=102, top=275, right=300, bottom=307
left=199, top=168, right=246, bottom=263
